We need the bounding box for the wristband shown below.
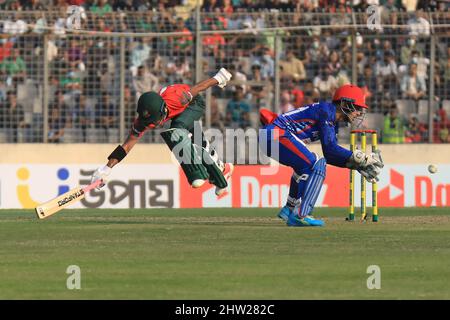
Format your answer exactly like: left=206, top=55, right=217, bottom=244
left=108, top=145, right=127, bottom=162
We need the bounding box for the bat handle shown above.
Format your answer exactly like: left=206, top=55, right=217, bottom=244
left=83, top=179, right=103, bottom=193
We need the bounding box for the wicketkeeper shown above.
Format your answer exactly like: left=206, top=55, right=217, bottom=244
left=259, top=84, right=384, bottom=227
left=91, top=68, right=234, bottom=196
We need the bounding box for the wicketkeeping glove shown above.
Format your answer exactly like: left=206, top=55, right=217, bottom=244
left=91, top=165, right=112, bottom=190
left=213, top=68, right=232, bottom=89
left=346, top=149, right=384, bottom=171
left=358, top=165, right=381, bottom=183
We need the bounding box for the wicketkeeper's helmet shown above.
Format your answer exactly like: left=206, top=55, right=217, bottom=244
left=332, top=84, right=367, bottom=126
left=332, top=84, right=368, bottom=109
left=136, top=91, right=168, bottom=127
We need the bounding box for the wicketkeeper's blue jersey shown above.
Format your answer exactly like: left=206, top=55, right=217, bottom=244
left=272, top=101, right=352, bottom=167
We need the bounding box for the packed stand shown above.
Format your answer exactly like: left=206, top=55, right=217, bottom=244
left=0, top=1, right=449, bottom=143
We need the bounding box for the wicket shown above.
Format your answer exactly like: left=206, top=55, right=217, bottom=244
left=349, top=129, right=379, bottom=222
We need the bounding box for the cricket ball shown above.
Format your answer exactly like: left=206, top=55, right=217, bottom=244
left=428, top=164, right=437, bottom=174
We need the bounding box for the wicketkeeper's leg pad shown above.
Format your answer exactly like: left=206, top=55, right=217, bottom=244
left=297, top=157, right=327, bottom=218
left=161, top=128, right=209, bottom=185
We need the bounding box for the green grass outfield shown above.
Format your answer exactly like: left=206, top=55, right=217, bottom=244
left=1, top=207, right=450, bottom=299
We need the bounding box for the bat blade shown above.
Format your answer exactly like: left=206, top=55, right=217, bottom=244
left=35, top=180, right=102, bottom=219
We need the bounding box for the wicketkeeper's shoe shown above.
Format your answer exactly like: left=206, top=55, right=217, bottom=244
left=215, top=163, right=234, bottom=196
left=287, top=213, right=325, bottom=227
left=278, top=206, right=292, bottom=222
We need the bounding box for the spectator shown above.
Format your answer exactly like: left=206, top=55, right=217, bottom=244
left=136, top=10, right=156, bottom=32
left=0, top=48, right=26, bottom=85
left=21, top=0, right=46, bottom=10
left=239, top=111, right=252, bottom=130
left=304, top=35, right=329, bottom=77
left=401, top=63, right=426, bottom=100
left=400, top=36, right=425, bottom=66
left=222, top=0, right=233, bottom=13
left=130, top=38, right=151, bottom=76
left=202, top=21, right=226, bottom=58
left=225, top=86, right=251, bottom=129
left=73, top=94, right=92, bottom=142
left=227, top=64, right=248, bottom=94
left=45, top=39, right=59, bottom=63
left=164, top=55, right=190, bottom=84
left=381, top=0, right=400, bottom=26
left=353, top=0, right=371, bottom=12
left=303, top=81, right=320, bottom=105
left=90, top=0, right=113, bottom=16
left=383, top=106, right=406, bottom=144
left=407, top=10, right=430, bottom=36
left=96, top=92, right=118, bottom=139
left=330, top=3, right=352, bottom=35
left=279, top=50, right=306, bottom=82
left=287, top=80, right=304, bottom=108
left=132, top=65, right=160, bottom=100
left=327, top=50, right=341, bottom=76
left=322, top=29, right=340, bottom=51
left=313, top=66, right=337, bottom=100
left=210, top=93, right=225, bottom=132
left=124, top=85, right=136, bottom=125
left=112, top=0, right=134, bottom=11
left=405, top=115, right=426, bottom=143
left=1, top=91, right=27, bottom=142
left=0, top=69, right=9, bottom=102
left=335, top=70, right=351, bottom=88
left=67, top=39, right=85, bottom=71
left=443, top=54, right=450, bottom=99
left=434, top=103, right=449, bottom=143
left=96, top=17, right=112, bottom=33
left=48, top=106, right=66, bottom=143
left=50, top=90, right=71, bottom=127
left=172, top=17, right=194, bottom=57
left=375, top=49, right=398, bottom=83
left=411, top=49, right=430, bottom=80
left=253, top=47, right=275, bottom=80
left=358, top=65, right=379, bottom=105
left=248, top=62, right=270, bottom=110
left=235, top=48, right=251, bottom=75
left=60, top=63, right=82, bottom=94
left=279, top=90, right=295, bottom=114
left=202, top=0, right=221, bottom=11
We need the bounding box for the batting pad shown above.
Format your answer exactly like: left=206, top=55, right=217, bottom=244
left=199, top=137, right=228, bottom=189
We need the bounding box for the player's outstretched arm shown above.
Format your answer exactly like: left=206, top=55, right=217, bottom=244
left=190, top=68, right=232, bottom=97
left=90, top=133, right=139, bottom=189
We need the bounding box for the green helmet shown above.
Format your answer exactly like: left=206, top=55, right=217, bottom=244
left=136, top=91, right=167, bottom=126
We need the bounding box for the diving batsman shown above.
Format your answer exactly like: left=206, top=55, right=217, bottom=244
left=259, top=84, right=384, bottom=227
left=91, top=68, right=234, bottom=196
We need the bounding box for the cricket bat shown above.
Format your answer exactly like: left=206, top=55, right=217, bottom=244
left=35, top=180, right=103, bottom=219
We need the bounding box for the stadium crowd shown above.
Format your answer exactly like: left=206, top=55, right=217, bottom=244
left=0, top=1, right=449, bottom=143
left=0, top=0, right=448, bottom=12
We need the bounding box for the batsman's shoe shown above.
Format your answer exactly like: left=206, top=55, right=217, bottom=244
left=215, top=163, right=234, bottom=196
left=287, top=213, right=325, bottom=227
left=278, top=206, right=292, bottom=222
left=191, top=179, right=206, bottom=188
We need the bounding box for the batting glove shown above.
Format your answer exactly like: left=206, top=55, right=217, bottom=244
left=91, top=165, right=112, bottom=190
left=213, top=68, right=232, bottom=89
